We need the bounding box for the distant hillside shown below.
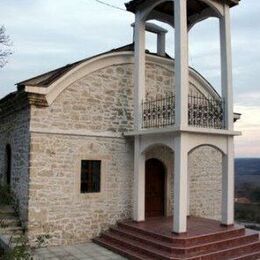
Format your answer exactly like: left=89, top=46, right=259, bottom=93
left=235, top=158, right=260, bottom=189
left=235, top=158, right=260, bottom=176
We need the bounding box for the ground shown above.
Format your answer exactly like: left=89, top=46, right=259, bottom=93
left=33, top=243, right=125, bottom=260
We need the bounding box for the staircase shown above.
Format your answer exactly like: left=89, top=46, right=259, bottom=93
left=0, top=205, right=24, bottom=252
left=93, top=218, right=260, bottom=260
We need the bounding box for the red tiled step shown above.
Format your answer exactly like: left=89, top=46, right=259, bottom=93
left=198, top=241, right=260, bottom=260
left=94, top=234, right=260, bottom=260
left=109, top=226, right=179, bottom=253
left=93, top=237, right=156, bottom=260
left=93, top=237, right=200, bottom=260
left=100, top=232, right=174, bottom=260
left=110, top=226, right=258, bottom=257
left=118, top=222, right=245, bottom=246
left=185, top=230, right=259, bottom=257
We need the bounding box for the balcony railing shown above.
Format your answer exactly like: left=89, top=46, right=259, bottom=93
left=142, top=95, right=225, bottom=129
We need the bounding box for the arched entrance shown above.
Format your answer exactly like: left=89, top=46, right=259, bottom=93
left=145, top=158, right=165, bottom=218
left=5, top=144, right=11, bottom=186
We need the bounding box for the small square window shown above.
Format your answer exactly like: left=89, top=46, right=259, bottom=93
left=81, top=160, right=101, bottom=193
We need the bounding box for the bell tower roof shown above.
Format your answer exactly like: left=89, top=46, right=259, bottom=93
left=125, top=0, right=240, bottom=14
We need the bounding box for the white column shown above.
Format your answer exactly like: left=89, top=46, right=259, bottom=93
left=157, top=32, right=166, bottom=56
left=134, top=12, right=146, bottom=130
left=173, top=0, right=189, bottom=234
left=133, top=136, right=145, bottom=222
left=173, top=134, right=188, bottom=233
left=174, top=0, right=189, bottom=128
left=220, top=5, right=233, bottom=131
left=222, top=137, right=235, bottom=226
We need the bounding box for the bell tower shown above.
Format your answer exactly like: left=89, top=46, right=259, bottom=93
left=125, top=0, right=240, bottom=234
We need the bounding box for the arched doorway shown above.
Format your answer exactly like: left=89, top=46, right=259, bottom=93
left=5, top=144, right=11, bottom=186
left=145, top=158, right=165, bottom=218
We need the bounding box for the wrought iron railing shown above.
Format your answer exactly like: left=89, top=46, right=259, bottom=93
left=188, top=95, right=225, bottom=129
left=142, top=96, right=175, bottom=128
left=142, top=95, right=225, bottom=129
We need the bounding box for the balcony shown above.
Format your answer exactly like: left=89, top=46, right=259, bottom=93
left=142, top=95, right=225, bottom=129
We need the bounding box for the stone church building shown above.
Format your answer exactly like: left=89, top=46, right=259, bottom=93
left=0, top=41, right=227, bottom=245
left=2, top=1, right=260, bottom=259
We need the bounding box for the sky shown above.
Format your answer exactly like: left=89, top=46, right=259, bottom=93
left=0, top=0, right=259, bottom=158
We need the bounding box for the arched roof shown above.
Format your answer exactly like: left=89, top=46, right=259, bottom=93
left=15, top=43, right=220, bottom=105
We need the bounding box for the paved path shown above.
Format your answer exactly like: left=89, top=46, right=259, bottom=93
left=33, top=243, right=126, bottom=260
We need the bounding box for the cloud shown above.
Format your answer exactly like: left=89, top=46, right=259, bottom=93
left=234, top=105, right=260, bottom=157
left=0, top=0, right=259, bottom=157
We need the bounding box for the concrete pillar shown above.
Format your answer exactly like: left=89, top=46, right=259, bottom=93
left=133, top=136, right=145, bottom=222
left=220, top=5, right=233, bottom=131
left=222, top=137, right=235, bottom=226
left=173, top=134, right=188, bottom=233
left=134, top=12, right=146, bottom=130
left=174, top=0, right=189, bottom=128
left=157, top=32, right=166, bottom=56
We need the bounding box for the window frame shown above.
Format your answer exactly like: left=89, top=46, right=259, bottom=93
left=80, top=160, right=101, bottom=194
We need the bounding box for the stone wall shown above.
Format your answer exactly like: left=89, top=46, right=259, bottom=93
left=28, top=134, right=133, bottom=246
left=30, top=65, right=134, bottom=133
left=189, top=146, right=222, bottom=221
left=0, top=108, right=30, bottom=225
left=30, top=62, right=207, bottom=133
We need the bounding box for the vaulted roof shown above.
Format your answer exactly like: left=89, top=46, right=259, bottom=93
left=17, top=44, right=136, bottom=88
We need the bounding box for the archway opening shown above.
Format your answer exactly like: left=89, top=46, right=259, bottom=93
left=145, top=158, right=166, bottom=218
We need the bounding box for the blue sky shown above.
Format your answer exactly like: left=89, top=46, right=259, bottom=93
left=0, top=0, right=260, bottom=157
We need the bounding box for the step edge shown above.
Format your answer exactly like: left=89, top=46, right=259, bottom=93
left=185, top=232, right=259, bottom=251
left=197, top=240, right=260, bottom=258
left=230, top=251, right=260, bottom=260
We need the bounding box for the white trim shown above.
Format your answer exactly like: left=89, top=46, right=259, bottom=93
left=124, top=126, right=241, bottom=137
left=30, top=127, right=124, bottom=139
left=25, top=86, right=47, bottom=94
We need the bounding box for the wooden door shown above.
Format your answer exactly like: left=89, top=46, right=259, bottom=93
left=145, top=158, right=165, bottom=218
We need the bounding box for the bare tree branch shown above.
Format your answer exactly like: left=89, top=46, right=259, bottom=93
left=0, top=25, right=13, bottom=68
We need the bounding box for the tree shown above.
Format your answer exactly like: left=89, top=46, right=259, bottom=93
left=0, top=25, right=12, bottom=68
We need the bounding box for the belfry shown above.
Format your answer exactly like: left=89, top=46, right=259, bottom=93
left=125, top=0, right=239, bottom=234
